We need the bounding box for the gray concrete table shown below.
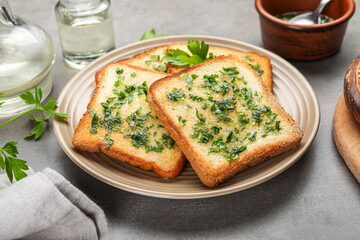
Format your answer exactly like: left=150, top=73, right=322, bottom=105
left=3, top=0, right=360, bottom=239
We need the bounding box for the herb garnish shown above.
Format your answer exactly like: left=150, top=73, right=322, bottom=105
left=164, top=40, right=214, bottom=66
left=141, top=29, right=167, bottom=40
left=0, top=87, right=68, bottom=183
left=0, top=86, right=70, bottom=140
left=144, top=55, right=167, bottom=72
left=167, top=88, right=186, bottom=101
left=89, top=68, right=176, bottom=153
left=201, top=74, right=231, bottom=95
left=189, top=94, right=205, bottom=102
left=0, top=141, right=28, bottom=183
left=162, top=134, right=175, bottom=148
left=0, top=92, right=5, bottom=106
left=195, top=109, right=206, bottom=124
left=180, top=74, right=199, bottom=90
left=165, top=66, right=282, bottom=162
left=104, top=134, right=114, bottom=149
left=249, top=63, right=264, bottom=76
left=178, top=116, right=187, bottom=125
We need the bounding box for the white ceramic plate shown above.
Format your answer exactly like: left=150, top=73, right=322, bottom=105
left=53, top=35, right=320, bottom=199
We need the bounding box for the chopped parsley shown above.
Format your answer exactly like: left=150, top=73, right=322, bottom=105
left=124, top=129, right=150, bottom=148
left=180, top=73, right=199, bottom=90
left=189, top=94, right=205, bottom=102
left=165, top=65, right=282, bottom=162
left=88, top=68, right=175, bottom=154
left=186, top=104, right=193, bottom=110
left=144, top=55, right=167, bottom=72
left=178, top=116, right=187, bottom=125
left=167, top=88, right=186, bottom=101
left=116, top=68, right=124, bottom=74
left=104, top=134, right=114, bottom=149
left=145, top=141, right=164, bottom=153
left=249, top=63, right=264, bottom=76
left=195, top=109, right=206, bottom=124
left=162, top=134, right=175, bottom=148
left=249, top=131, right=257, bottom=142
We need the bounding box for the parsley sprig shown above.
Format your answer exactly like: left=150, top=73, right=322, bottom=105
left=0, top=141, right=28, bottom=183
left=0, top=87, right=69, bottom=183
left=141, top=29, right=167, bottom=40
left=0, top=86, right=70, bottom=140
left=0, top=92, right=5, bottom=106
left=163, top=39, right=213, bottom=66
left=0, top=93, right=28, bottom=182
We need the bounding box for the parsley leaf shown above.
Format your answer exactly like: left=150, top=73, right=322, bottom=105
left=187, top=39, right=209, bottom=60
left=0, top=141, right=29, bottom=183
left=0, top=92, right=5, bottom=106
left=0, top=86, right=70, bottom=140
left=163, top=49, right=192, bottom=66
left=141, top=29, right=167, bottom=40
left=163, top=39, right=210, bottom=66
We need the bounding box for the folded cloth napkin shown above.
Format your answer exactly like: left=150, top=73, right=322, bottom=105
left=0, top=168, right=108, bottom=240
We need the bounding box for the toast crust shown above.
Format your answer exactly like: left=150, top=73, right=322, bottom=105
left=148, top=55, right=303, bottom=187
left=72, top=62, right=186, bottom=178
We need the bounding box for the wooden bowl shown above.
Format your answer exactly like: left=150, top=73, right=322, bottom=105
left=344, top=55, right=360, bottom=124
left=255, top=0, right=355, bottom=61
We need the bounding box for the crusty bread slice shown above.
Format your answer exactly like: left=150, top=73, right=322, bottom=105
left=121, top=45, right=169, bottom=73
left=72, top=62, right=185, bottom=178
left=148, top=55, right=303, bottom=187
left=166, top=43, right=273, bottom=91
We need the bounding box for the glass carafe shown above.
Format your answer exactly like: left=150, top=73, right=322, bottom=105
left=0, top=0, right=54, bottom=117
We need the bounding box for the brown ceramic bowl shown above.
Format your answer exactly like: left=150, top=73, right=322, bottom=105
left=255, top=0, right=355, bottom=61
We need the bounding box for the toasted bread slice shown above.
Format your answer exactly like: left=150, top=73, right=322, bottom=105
left=121, top=45, right=169, bottom=73
left=148, top=55, right=303, bottom=187
left=166, top=43, right=273, bottom=91
left=72, top=62, right=185, bottom=178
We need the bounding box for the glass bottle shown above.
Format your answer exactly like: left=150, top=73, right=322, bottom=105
left=0, top=0, right=54, bottom=117
left=55, top=0, right=115, bottom=70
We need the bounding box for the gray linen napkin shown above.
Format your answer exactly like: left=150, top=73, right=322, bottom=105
left=0, top=168, right=109, bottom=240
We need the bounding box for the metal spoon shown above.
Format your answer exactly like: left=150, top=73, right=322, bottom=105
left=289, top=0, right=332, bottom=25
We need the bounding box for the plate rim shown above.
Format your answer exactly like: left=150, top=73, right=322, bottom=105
left=53, top=35, right=320, bottom=199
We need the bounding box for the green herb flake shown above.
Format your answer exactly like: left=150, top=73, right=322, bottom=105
left=189, top=94, right=205, bottom=102
left=0, top=92, right=5, bottom=106
left=141, top=29, right=167, bottom=40
left=195, top=109, right=206, bottom=124
left=198, top=128, right=214, bottom=144
left=163, top=40, right=209, bottom=66
left=249, top=132, right=257, bottom=142
left=145, top=140, right=164, bottom=153
left=162, top=134, right=175, bottom=149
left=167, top=88, right=186, bottom=101
left=104, top=139, right=114, bottom=149
left=181, top=74, right=199, bottom=91
left=249, top=63, right=264, bottom=76
left=124, top=129, right=150, bottom=148
left=178, top=116, right=187, bottom=125
left=116, top=68, right=124, bottom=75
